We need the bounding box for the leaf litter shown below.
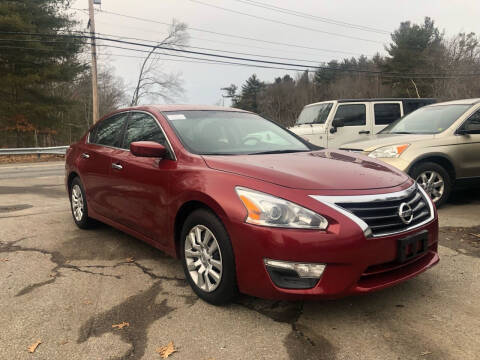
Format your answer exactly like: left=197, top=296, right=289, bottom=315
left=156, top=341, right=177, bottom=358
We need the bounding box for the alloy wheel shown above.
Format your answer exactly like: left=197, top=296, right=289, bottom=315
left=71, top=184, right=84, bottom=221
left=184, top=225, right=223, bottom=292
left=416, top=170, right=445, bottom=203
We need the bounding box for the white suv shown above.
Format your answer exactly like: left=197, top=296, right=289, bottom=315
left=290, top=98, right=436, bottom=148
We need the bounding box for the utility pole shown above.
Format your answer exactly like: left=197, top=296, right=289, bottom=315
left=88, top=0, right=99, bottom=123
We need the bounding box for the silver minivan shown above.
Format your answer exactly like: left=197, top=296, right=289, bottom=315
left=290, top=98, right=436, bottom=148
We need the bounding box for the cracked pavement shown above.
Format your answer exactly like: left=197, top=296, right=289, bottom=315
left=0, top=161, right=479, bottom=359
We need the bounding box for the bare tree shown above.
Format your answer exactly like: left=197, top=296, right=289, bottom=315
left=131, top=20, right=189, bottom=106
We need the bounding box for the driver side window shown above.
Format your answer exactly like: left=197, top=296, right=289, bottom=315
left=122, top=112, right=167, bottom=150
left=334, top=104, right=366, bottom=126
left=462, top=111, right=480, bottom=133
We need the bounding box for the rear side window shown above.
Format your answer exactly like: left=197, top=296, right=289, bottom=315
left=122, top=112, right=167, bottom=149
left=90, top=113, right=128, bottom=147
left=333, top=104, right=366, bottom=126
left=374, top=103, right=401, bottom=125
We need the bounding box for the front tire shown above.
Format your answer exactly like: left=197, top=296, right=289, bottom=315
left=70, top=177, right=95, bottom=229
left=410, top=162, right=452, bottom=207
left=180, top=209, right=237, bottom=305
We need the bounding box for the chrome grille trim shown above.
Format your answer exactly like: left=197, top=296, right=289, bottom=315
left=310, top=183, right=435, bottom=238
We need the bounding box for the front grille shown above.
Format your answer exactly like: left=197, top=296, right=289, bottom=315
left=335, top=185, right=432, bottom=237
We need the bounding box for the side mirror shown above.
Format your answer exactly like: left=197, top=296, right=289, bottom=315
left=331, top=118, right=345, bottom=128
left=130, top=141, right=167, bottom=158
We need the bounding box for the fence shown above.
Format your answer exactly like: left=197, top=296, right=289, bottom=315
left=0, top=146, right=69, bottom=155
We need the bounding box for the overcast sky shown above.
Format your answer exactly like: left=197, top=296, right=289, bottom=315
left=71, top=0, right=480, bottom=106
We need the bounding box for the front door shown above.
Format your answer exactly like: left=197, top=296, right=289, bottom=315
left=108, top=111, right=174, bottom=242
left=454, top=109, right=480, bottom=178
left=327, top=103, right=371, bottom=148
left=77, top=112, right=129, bottom=218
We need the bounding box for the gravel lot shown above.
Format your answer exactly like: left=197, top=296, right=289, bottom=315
left=0, top=161, right=479, bottom=360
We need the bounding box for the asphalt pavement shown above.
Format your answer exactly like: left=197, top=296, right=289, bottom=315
left=0, top=161, right=479, bottom=360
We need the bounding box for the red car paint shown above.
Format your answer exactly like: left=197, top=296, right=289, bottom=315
left=66, top=105, right=439, bottom=300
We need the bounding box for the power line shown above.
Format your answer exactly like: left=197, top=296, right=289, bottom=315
left=0, top=32, right=351, bottom=70
left=231, top=0, right=390, bottom=34
left=73, top=32, right=332, bottom=64
left=0, top=44, right=310, bottom=72
left=0, top=35, right=333, bottom=65
left=1, top=44, right=477, bottom=80
left=2, top=32, right=480, bottom=79
left=92, top=17, right=371, bottom=58
left=82, top=8, right=370, bottom=56
left=187, top=0, right=383, bottom=43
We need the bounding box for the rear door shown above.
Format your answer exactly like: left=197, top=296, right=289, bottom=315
left=76, top=112, right=129, bottom=218
left=327, top=102, right=371, bottom=148
left=108, top=111, right=174, bottom=241
left=454, top=109, right=480, bottom=178
left=372, top=101, right=403, bottom=134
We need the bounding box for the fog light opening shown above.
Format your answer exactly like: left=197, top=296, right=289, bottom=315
left=264, top=258, right=326, bottom=290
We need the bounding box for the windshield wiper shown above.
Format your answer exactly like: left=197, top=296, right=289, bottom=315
left=249, top=149, right=310, bottom=155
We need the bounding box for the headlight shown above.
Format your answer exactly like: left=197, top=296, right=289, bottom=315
left=368, top=144, right=410, bottom=158
left=235, top=187, right=328, bottom=229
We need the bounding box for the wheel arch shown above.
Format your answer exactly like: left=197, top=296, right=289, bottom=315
left=173, top=198, right=228, bottom=258
left=67, top=171, right=80, bottom=195
left=407, top=153, right=456, bottom=182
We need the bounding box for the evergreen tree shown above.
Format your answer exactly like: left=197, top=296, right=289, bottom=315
left=0, top=0, right=85, bottom=146
left=234, top=74, right=265, bottom=113
left=313, top=60, right=339, bottom=87
left=382, top=17, right=445, bottom=97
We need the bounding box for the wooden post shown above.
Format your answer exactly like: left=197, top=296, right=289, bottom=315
left=88, top=0, right=99, bottom=123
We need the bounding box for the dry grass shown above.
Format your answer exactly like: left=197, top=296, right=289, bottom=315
left=0, top=154, right=65, bottom=164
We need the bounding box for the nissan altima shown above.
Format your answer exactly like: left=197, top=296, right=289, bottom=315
left=65, top=105, right=439, bottom=304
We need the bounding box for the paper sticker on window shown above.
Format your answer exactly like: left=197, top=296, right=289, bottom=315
left=167, top=114, right=186, bottom=120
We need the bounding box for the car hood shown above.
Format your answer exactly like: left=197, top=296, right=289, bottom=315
left=202, top=150, right=409, bottom=190
left=340, top=134, right=435, bottom=152
left=289, top=124, right=326, bottom=136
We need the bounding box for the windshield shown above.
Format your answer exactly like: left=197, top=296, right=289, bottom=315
left=381, top=104, right=471, bottom=134
left=165, top=110, right=311, bottom=155
left=296, top=103, right=333, bottom=125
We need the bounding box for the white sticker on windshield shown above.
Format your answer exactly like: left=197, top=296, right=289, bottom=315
left=167, top=114, right=186, bottom=120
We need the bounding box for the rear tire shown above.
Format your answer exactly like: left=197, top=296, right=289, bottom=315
left=180, top=209, right=237, bottom=305
left=69, top=177, right=96, bottom=229
left=409, top=162, right=452, bottom=207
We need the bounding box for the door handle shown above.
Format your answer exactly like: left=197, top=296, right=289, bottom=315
left=81, top=153, right=90, bottom=159
left=358, top=130, right=370, bottom=134
left=111, top=163, right=123, bottom=170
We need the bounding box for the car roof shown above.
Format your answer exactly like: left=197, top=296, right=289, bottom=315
left=430, top=98, right=480, bottom=106
left=304, top=98, right=436, bottom=107
left=129, top=104, right=249, bottom=113
left=336, top=98, right=436, bottom=103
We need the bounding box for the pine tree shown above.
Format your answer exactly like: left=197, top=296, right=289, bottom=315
left=381, top=17, right=445, bottom=97
left=0, top=0, right=85, bottom=146
left=234, top=74, right=265, bottom=113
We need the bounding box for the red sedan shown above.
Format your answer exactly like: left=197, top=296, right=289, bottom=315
left=65, top=105, right=439, bottom=304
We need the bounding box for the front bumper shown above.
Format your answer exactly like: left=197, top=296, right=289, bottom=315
left=231, top=217, right=439, bottom=300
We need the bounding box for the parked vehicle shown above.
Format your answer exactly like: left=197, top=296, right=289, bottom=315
left=66, top=105, right=439, bottom=304
left=340, top=98, right=480, bottom=207
left=290, top=98, right=436, bottom=148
